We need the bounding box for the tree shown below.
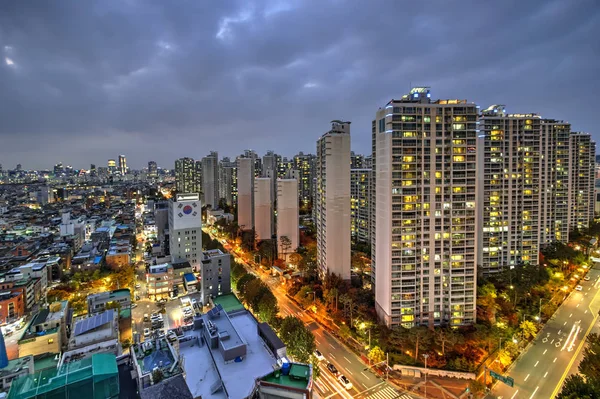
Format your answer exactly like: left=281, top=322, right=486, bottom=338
left=151, top=369, right=164, bottom=384
left=519, top=320, right=538, bottom=340
left=294, top=285, right=315, bottom=309
left=557, top=375, right=597, bottom=399
left=279, top=316, right=316, bottom=363
left=434, top=328, right=459, bottom=356
left=279, top=236, right=292, bottom=260
left=351, top=252, right=368, bottom=274
left=258, top=239, right=277, bottom=266
left=477, top=283, right=499, bottom=325
left=257, top=291, right=279, bottom=325
left=579, top=333, right=600, bottom=387
left=288, top=252, right=302, bottom=267
left=468, top=380, right=486, bottom=395
left=237, top=274, right=257, bottom=298
left=368, top=346, right=385, bottom=364
left=408, top=327, right=432, bottom=362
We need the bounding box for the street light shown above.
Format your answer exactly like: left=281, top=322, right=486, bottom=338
left=423, top=354, right=429, bottom=398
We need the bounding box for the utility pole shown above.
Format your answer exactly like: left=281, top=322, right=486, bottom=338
left=386, top=352, right=389, bottom=380
left=538, top=298, right=543, bottom=322
left=423, top=354, right=429, bottom=398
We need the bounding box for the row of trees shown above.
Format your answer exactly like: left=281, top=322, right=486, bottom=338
left=230, top=261, right=316, bottom=363
left=558, top=332, right=600, bottom=398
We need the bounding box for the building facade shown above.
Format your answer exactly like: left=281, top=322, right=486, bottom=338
left=237, top=157, right=255, bottom=231
left=372, top=87, right=478, bottom=328
left=568, top=132, right=596, bottom=232
left=350, top=168, right=371, bottom=244
left=277, top=179, right=299, bottom=260
left=201, top=151, right=219, bottom=209
left=218, top=157, right=236, bottom=206
left=199, top=249, right=231, bottom=305
left=168, top=194, right=203, bottom=270
left=175, top=157, right=202, bottom=196
left=254, top=178, right=273, bottom=241
left=293, top=152, right=316, bottom=206
left=118, top=155, right=127, bottom=175
left=316, top=121, right=351, bottom=280
left=146, top=263, right=174, bottom=299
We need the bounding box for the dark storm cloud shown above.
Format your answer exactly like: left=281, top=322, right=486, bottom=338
left=0, top=0, right=598, bottom=169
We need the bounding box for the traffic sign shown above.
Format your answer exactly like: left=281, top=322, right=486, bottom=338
left=490, top=370, right=514, bottom=387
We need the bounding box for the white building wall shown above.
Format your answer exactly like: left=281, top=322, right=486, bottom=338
left=277, top=179, right=299, bottom=259
left=254, top=178, right=273, bottom=241
left=237, top=157, right=255, bottom=231
left=168, top=194, right=203, bottom=270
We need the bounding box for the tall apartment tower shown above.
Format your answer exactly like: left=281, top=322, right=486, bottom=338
left=277, top=179, right=299, bottom=260
left=237, top=157, right=255, bottom=231
left=201, top=151, right=219, bottom=209
left=263, top=151, right=279, bottom=204
left=372, top=87, right=478, bottom=328
left=175, top=157, right=202, bottom=196
left=539, top=120, right=571, bottom=245
left=350, top=168, right=371, bottom=244
left=107, top=159, right=117, bottom=174
left=316, top=120, right=351, bottom=280
left=148, top=161, right=158, bottom=178
left=568, top=133, right=596, bottom=231
left=218, top=157, right=236, bottom=206
left=293, top=152, right=316, bottom=206
left=478, top=106, right=542, bottom=275
left=254, top=178, right=273, bottom=241
left=168, top=193, right=202, bottom=270
left=118, top=155, right=127, bottom=175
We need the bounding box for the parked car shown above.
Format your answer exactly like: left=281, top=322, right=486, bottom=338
left=143, top=314, right=149, bottom=322
left=135, top=295, right=140, bottom=301
left=191, top=298, right=197, bottom=305
left=326, top=363, right=338, bottom=375
left=576, top=285, right=583, bottom=291
left=3, top=328, right=14, bottom=337
left=131, top=303, right=138, bottom=309
left=584, top=276, right=591, bottom=281
left=167, top=331, right=178, bottom=342
left=338, top=375, right=353, bottom=390
left=143, top=328, right=150, bottom=337
left=135, top=284, right=141, bottom=289
left=313, top=350, right=325, bottom=362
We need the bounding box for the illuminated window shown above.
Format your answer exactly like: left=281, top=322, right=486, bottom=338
left=453, top=155, right=465, bottom=162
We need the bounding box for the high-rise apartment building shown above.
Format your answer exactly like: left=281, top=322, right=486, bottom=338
left=218, top=157, right=236, bottom=206
left=107, top=159, right=117, bottom=175
left=254, top=178, right=273, bottom=241
left=293, top=152, right=316, bottom=205
left=148, top=161, right=158, bottom=178
left=169, top=193, right=203, bottom=271
left=277, top=179, right=299, bottom=260
left=175, top=157, right=202, bottom=196
left=237, top=157, right=255, bottom=231
left=201, top=151, right=219, bottom=209
left=118, top=155, right=127, bottom=175
left=568, top=133, right=596, bottom=231
left=539, top=120, right=571, bottom=245
left=316, top=121, right=351, bottom=280
left=478, top=106, right=542, bottom=275
left=372, top=87, right=478, bottom=328
left=350, top=168, right=371, bottom=244
left=244, top=150, right=261, bottom=177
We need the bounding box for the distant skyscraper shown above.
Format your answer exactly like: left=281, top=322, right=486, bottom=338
left=169, top=193, right=202, bottom=270
left=316, top=120, right=351, bottom=280
left=237, top=157, right=255, bottom=231
left=90, top=164, right=97, bottom=177
left=569, top=132, right=596, bottom=231
left=201, top=151, right=219, bottom=209
left=118, top=155, right=127, bottom=175
left=53, top=162, right=63, bottom=176
left=15, top=164, right=21, bottom=171
left=350, top=168, right=371, bottom=244
left=263, top=151, right=279, bottom=203
left=148, top=161, right=158, bottom=178
left=277, top=179, right=299, bottom=260
left=373, top=87, right=478, bottom=328
left=107, top=159, right=116, bottom=174
left=293, top=152, right=316, bottom=205
left=175, top=157, right=202, bottom=196
left=244, top=150, right=261, bottom=177
left=254, top=177, right=273, bottom=241
left=219, top=157, right=236, bottom=206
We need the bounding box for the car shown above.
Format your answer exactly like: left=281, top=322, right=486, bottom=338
left=143, top=328, right=150, bottom=337
left=155, top=330, right=166, bottom=339
left=167, top=331, right=178, bottom=342
left=135, top=295, right=140, bottom=301
left=191, top=298, right=197, bottom=304
left=338, top=375, right=353, bottom=390
left=576, top=285, right=583, bottom=291
left=585, top=276, right=591, bottom=281
left=131, top=303, right=138, bottom=309
left=3, top=328, right=13, bottom=337
left=313, top=349, right=325, bottom=361
left=143, top=314, right=149, bottom=322
left=326, top=363, right=338, bottom=375
left=135, top=284, right=141, bottom=289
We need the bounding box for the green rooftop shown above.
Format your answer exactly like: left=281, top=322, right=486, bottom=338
left=261, top=364, right=311, bottom=390
left=213, top=293, right=244, bottom=313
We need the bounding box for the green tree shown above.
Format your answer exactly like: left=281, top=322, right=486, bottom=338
left=557, top=375, right=597, bottom=399
left=408, top=326, right=432, bottom=362
left=519, top=320, right=538, bottom=340
left=236, top=273, right=257, bottom=298
left=368, top=346, right=385, bottom=364
left=151, top=369, right=164, bottom=384
left=294, top=285, right=315, bottom=309
left=477, top=283, right=499, bottom=324
left=279, top=236, right=292, bottom=259
left=434, top=328, right=459, bottom=356
left=257, top=291, right=279, bottom=325
left=279, top=316, right=316, bottom=363
left=243, top=279, right=270, bottom=312
left=468, top=380, right=486, bottom=395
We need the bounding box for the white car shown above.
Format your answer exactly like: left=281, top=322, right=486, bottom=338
left=192, top=298, right=197, bottom=304
left=584, top=276, right=591, bottom=281
left=576, top=285, right=583, bottom=291
left=143, top=328, right=150, bottom=337
left=313, top=349, right=325, bottom=361
left=338, top=375, right=353, bottom=390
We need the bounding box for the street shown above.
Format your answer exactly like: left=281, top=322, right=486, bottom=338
left=205, top=228, right=413, bottom=399
left=490, top=264, right=600, bottom=399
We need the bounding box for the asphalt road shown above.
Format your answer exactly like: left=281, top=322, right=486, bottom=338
left=490, top=264, right=600, bottom=399
left=205, top=228, right=412, bottom=399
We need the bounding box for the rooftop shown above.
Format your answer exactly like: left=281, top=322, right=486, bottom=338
left=0, top=356, right=33, bottom=379
left=132, top=338, right=180, bottom=379
left=213, top=294, right=244, bottom=313
left=260, top=363, right=311, bottom=390
left=202, top=249, right=226, bottom=259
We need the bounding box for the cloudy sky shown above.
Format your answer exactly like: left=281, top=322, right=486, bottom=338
left=1, top=0, right=598, bottom=170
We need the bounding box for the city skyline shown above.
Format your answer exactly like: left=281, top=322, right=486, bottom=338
left=1, top=0, right=599, bottom=169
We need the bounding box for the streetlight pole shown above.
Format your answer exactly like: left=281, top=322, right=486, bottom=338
left=423, top=354, right=429, bottom=398
left=538, top=298, right=543, bottom=322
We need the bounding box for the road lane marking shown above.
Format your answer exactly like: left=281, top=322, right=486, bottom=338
left=551, top=339, right=555, bottom=344
left=360, top=371, right=370, bottom=379
left=554, top=357, right=557, bottom=362
left=577, top=304, right=580, bottom=307
left=345, top=368, right=353, bottom=375
left=534, top=361, right=539, bottom=367
left=543, top=349, right=547, bottom=354
left=585, top=310, right=589, bottom=314
left=530, top=386, right=539, bottom=398
left=510, top=390, right=519, bottom=399
left=544, top=371, right=548, bottom=378
left=569, top=313, right=573, bottom=318
left=362, top=383, right=368, bottom=388
left=329, top=343, right=336, bottom=350
left=524, top=374, right=530, bottom=381
left=330, top=354, right=336, bottom=359
left=564, top=321, right=567, bottom=325
left=344, top=356, right=352, bottom=363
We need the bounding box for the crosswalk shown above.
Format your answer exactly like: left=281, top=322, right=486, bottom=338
left=364, top=386, right=412, bottom=399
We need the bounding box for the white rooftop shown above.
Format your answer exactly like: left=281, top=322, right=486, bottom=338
left=181, top=311, right=276, bottom=399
